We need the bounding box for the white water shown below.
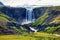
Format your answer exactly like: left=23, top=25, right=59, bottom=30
left=21, top=6, right=35, bottom=25
left=29, top=27, right=38, bottom=32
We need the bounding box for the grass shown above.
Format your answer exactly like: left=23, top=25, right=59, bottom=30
left=0, top=12, right=17, bottom=29
left=0, top=22, right=7, bottom=29
left=0, top=32, right=60, bottom=40
left=53, top=6, right=60, bottom=11
left=32, top=12, right=48, bottom=26
left=0, top=12, right=17, bottom=23
left=0, top=12, right=27, bottom=34
left=45, top=25, right=60, bottom=34
left=0, top=12, right=10, bottom=22
left=34, top=32, right=60, bottom=38
left=50, top=15, right=60, bottom=24
left=12, top=26, right=27, bottom=34
left=0, top=16, right=9, bottom=22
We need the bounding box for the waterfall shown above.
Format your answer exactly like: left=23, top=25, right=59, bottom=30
left=26, top=7, right=35, bottom=23
left=21, top=6, right=35, bottom=25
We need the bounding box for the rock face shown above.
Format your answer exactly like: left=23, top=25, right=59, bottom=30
left=0, top=7, right=49, bottom=24
left=33, top=7, right=47, bottom=19
left=0, top=7, right=26, bottom=24
left=0, top=7, right=50, bottom=24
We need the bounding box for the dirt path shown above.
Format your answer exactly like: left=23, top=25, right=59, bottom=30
left=53, top=34, right=60, bottom=37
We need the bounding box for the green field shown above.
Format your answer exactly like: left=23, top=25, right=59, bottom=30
left=0, top=32, right=60, bottom=40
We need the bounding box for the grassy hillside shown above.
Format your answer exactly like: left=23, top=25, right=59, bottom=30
left=0, top=12, right=10, bottom=29
left=0, top=12, right=17, bottom=23
left=45, top=25, right=60, bottom=34
left=0, top=12, right=27, bottom=34
left=50, top=15, right=60, bottom=24
left=52, top=6, right=60, bottom=11
left=32, top=12, right=48, bottom=26
left=32, top=7, right=60, bottom=34
left=0, top=12, right=10, bottom=22
left=0, top=32, right=60, bottom=40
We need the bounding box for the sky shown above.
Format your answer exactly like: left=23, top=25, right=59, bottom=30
left=0, top=0, right=60, bottom=7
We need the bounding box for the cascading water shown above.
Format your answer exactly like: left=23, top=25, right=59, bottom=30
left=26, top=7, right=35, bottom=23
left=21, top=6, right=35, bottom=25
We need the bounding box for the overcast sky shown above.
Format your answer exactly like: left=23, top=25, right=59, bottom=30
left=0, top=0, right=60, bottom=7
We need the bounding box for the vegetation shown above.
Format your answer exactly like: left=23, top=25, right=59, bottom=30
left=12, top=26, right=27, bottom=34
left=50, top=15, right=60, bottom=24
left=0, top=12, right=17, bottom=23
left=53, top=6, right=60, bottom=11
left=32, top=12, right=48, bottom=26
left=45, top=25, right=60, bottom=34
left=0, top=12, right=27, bottom=34
left=0, top=12, right=10, bottom=22
left=0, top=32, right=60, bottom=40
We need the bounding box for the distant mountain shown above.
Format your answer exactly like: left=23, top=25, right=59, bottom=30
left=0, top=2, right=4, bottom=6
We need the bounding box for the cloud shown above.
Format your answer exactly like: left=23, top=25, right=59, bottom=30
left=0, top=0, right=60, bottom=7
